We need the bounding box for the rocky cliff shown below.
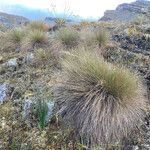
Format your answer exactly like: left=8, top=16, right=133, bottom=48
left=100, top=0, right=150, bottom=22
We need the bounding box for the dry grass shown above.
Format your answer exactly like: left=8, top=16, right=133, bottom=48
left=80, top=29, right=108, bottom=47
left=54, top=50, right=147, bottom=145
left=22, top=29, right=48, bottom=50
left=56, top=27, right=79, bottom=48
left=80, top=29, right=96, bottom=47
left=94, top=29, right=108, bottom=47
left=0, top=28, right=24, bottom=52
left=27, top=21, right=50, bottom=31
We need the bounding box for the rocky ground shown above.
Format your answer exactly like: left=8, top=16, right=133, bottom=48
left=0, top=17, right=150, bottom=149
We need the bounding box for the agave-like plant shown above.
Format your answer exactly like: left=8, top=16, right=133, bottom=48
left=54, top=50, right=147, bottom=145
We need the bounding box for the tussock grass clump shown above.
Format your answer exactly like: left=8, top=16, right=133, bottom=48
left=54, top=50, right=147, bottom=145
left=56, top=28, right=79, bottom=48
left=22, top=30, right=48, bottom=49
left=27, top=21, right=49, bottom=31
left=94, top=29, right=108, bottom=47
left=0, top=28, right=24, bottom=52
left=80, top=29, right=96, bottom=46
left=9, top=28, right=25, bottom=43
left=28, top=30, right=48, bottom=44
left=80, top=29, right=108, bottom=47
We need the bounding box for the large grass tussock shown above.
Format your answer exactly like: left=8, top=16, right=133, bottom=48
left=27, top=21, right=50, bottom=31
left=0, top=28, right=24, bottom=52
left=80, top=29, right=108, bottom=47
left=56, top=28, right=79, bottom=48
left=22, top=30, right=48, bottom=50
left=54, top=50, right=147, bottom=145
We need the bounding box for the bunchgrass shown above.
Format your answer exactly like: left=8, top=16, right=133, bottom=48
left=80, top=29, right=96, bottom=46
left=27, top=21, right=49, bottom=31
left=22, top=29, right=48, bottom=49
left=28, top=30, right=48, bottom=44
left=0, top=28, right=24, bottom=52
left=56, top=28, right=79, bottom=48
left=80, top=29, right=108, bottom=47
left=9, top=28, right=25, bottom=43
left=94, top=29, right=108, bottom=47
left=54, top=49, right=147, bottom=145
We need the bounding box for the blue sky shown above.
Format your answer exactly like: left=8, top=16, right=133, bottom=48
left=0, top=0, right=137, bottom=18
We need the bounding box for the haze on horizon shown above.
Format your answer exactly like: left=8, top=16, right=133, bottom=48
left=0, top=0, right=142, bottom=19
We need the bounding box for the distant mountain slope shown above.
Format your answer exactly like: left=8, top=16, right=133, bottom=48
left=100, top=0, right=150, bottom=22
left=0, top=11, right=29, bottom=28
left=0, top=4, right=83, bottom=22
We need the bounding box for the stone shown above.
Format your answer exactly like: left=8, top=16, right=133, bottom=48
left=0, top=83, right=7, bottom=104
left=22, top=99, right=33, bottom=120
left=133, top=146, right=140, bottom=150
left=6, top=58, right=17, bottom=67
left=46, top=101, right=55, bottom=122
left=24, top=53, right=34, bottom=64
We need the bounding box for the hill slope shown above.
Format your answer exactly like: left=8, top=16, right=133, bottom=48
left=0, top=11, right=29, bottom=28
left=100, top=0, right=150, bottom=22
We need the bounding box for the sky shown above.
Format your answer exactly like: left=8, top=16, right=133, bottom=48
left=0, top=0, right=137, bottom=18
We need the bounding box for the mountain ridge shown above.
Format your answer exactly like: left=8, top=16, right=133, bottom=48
left=100, top=0, right=150, bottom=22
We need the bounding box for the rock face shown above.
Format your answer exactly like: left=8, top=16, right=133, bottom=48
left=100, top=0, right=150, bottom=22
left=0, top=11, right=29, bottom=28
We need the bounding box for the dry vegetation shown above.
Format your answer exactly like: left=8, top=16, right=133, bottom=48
left=0, top=20, right=149, bottom=150
left=54, top=50, right=147, bottom=145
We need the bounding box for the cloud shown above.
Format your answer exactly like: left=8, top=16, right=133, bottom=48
left=0, top=0, right=136, bottom=18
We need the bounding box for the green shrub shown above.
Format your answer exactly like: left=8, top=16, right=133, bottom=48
left=56, top=28, right=79, bottom=47
left=54, top=50, right=147, bottom=145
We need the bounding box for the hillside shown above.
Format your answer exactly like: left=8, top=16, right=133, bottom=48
left=0, top=1, right=150, bottom=149
left=0, top=18, right=149, bottom=149
left=100, top=0, right=150, bottom=22
left=0, top=11, right=29, bottom=28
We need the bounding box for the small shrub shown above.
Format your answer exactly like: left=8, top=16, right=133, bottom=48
left=28, top=21, right=49, bottom=31
left=56, top=28, right=79, bottom=48
left=54, top=50, right=147, bottom=145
